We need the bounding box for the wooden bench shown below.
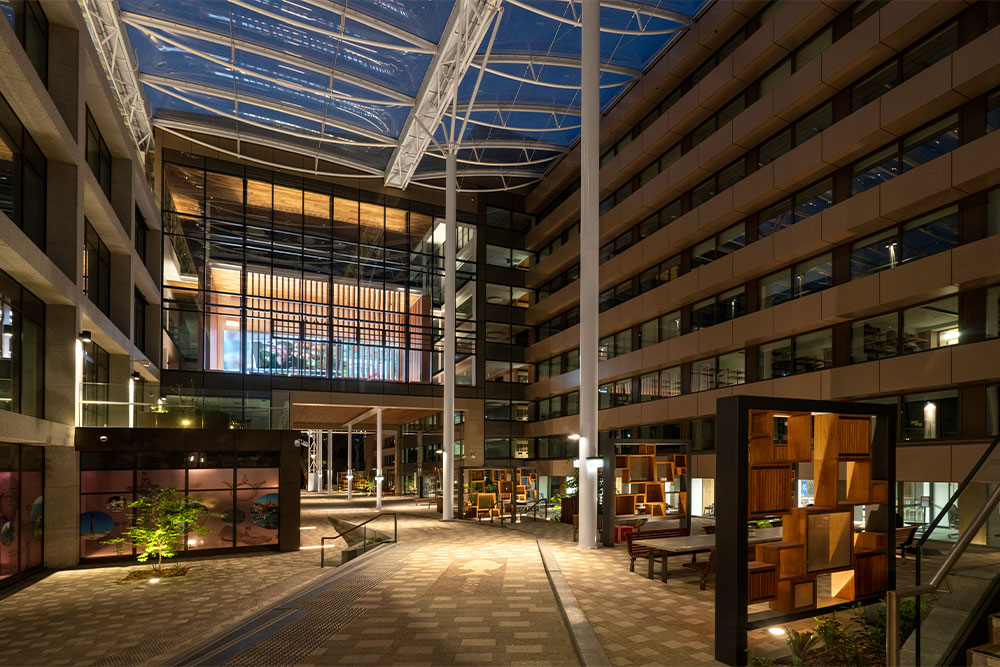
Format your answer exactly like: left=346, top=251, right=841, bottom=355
left=625, top=527, right=689, bottom=573
left=682, top=548, right=716, bottom=590
left=896, top=525, right=919, bottom=559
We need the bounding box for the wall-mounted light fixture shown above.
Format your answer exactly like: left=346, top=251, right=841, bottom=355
left=568, top=433, right=581, bottom=440
left=79, top=330, right=92, bottom=342
left=131, top=371, right=142, bottom=381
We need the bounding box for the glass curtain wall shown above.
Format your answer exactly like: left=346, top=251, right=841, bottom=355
left=161, top=152, right=477, bottom=385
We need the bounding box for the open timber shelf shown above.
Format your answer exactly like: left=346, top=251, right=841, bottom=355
left=745, top=410, right=890, bottom=614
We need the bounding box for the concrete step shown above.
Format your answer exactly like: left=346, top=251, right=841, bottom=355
left=968, top=643, right=1000, bottom=666
left=991, top=614, right=1000, bottom=645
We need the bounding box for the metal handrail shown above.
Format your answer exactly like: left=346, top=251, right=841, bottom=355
left=913, top=433, right=1000, bottom=550
left=319, top=512, right=397, bottom=567
left=887, top=431, right=1000, bottom=666
left=520, top=497, right=553, bottom=521
left=478, top=497, right=507, bottom=524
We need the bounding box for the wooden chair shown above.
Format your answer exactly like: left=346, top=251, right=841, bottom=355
left=476, top=493, right=497, bottom=520
left=895, top=525, right=919, bottom=559
left=682, top=548, right=716, bottom=590
left=625, top=527, right=689, bottom=573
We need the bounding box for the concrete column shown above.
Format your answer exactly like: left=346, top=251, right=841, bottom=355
left=109, top=252, right=133, bottom=337
left=376, top=408, right=384, bottom=510
left=110, top=157, right=133, bottom=232
left=442, top=148, right=456, bottom=521
left=577, top=0, right=600, bottom=550
left=347, top=423, right=353, bottom=499
left=44, top=305, right=77, bottom=425
left=47, top=24, right=80, bottom=139
left=45, top=161, right=80, bottom=282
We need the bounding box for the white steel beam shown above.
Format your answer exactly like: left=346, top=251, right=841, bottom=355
left=577, top=0, right=600, bottom=551
left=291, top=0, right=436, bottom=52
left=376, top=408, right=384, bottom=510
left=384, top=0, right=502, bottom=190
left=79, top=0, right=155, bottom=156
left=123, top=13, right=413, bottom=105
left=140, top=74, right=397, bottom=144
left=152, top=118, right=385, bottom=176
left=442, top=148, right=457, bottom=521
left=347, top=423, right=354, bottom=500
left=471, top=53, right=639, bottom=77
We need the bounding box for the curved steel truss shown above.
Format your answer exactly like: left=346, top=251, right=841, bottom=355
left=94, top=0, right=709, bottom=190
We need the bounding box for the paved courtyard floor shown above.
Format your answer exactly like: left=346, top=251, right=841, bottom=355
left=0, top=493, right=836, bottom=666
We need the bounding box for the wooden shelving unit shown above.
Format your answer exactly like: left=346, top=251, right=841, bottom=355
left=745, top=409, right=890, bottom=614
left=715, top=397, right=896, bottom=666
left=604, top=442, right=690, bottom=538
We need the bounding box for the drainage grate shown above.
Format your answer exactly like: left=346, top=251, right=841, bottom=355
left=222, top=545, right=417, bottom=666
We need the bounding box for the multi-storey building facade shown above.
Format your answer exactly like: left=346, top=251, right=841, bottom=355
left=2, top=0, right=999, bottom=585
left=514, top=0, right=1000, bottom=518
left=0, top=0, right=160, bottom=583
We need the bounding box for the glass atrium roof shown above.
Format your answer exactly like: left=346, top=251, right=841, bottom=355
left=114, top=0, right=709, bottom=191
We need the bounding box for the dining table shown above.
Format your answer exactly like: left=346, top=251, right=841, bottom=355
left=633, top=527, right=783, bottom=582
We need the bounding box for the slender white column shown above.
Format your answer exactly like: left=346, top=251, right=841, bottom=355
left=347, top=424, right=353, bottom=500
left=376, top=408, right=384, bottom=510
left=442, top=148, right=457, bottom=521
left=577, top=0, right=600, bottom=550
left=326, top=429, right=333, bottom=494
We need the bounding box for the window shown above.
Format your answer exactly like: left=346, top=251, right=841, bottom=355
left=13, top=0, right=47, bottom=85
left=760, top=338, right=793, bottom=379
left=901, top=114, right=959, bottom=172
left=759, top=179, right=833, bottom=238
left=850, top=21, right=959, bottom=112
left=793, top=253, right=832, bottom=298
left=851, top=229, right=898, bottom=279
left=614, top=329, right=632, bottom=356
left=852, top=113, right=960, bottom=195
left=134, top=207, right=147, bottom=264
left=851, top=313, right=898, bottom=362
left=902, top=296, right=959, bottom=352
left=134, top=289, right=146, bottom=354
left=0, top=92, right=46, bottom=249
left=639, top=319, right=658, bottom=348
left=717, top=351, right=745, bottom=387
left=988, top=285, right=1000, bottom=340
left=639, top=366, right=681, bottom=401
left=0, top=271, right=43, bottom=418
left=82, top=340, right=110, bottom=427
left=692, top=288, right=745, bottom=331
left=900, top=206, right=958, bottom=263
left=693, top=223, right=746, bottom=267
left=83, top=221, right=110, bottom=316
left=988, top=88, right=1000, bottom=133
left=990, top=188, right=1000, bottom=238
left=85, top=108, right=112, bottom=200
left=901, top=390, right=958, bottom=440
left=793, top=330, right=832, bottom=373
left=660, top=311, right=681, bottom=341
left=760, top=270, right=792, bottom=309
left=690, top=358, right=716, bottom=392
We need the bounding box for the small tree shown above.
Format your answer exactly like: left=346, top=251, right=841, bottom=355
left=104, top=488, right=211, bottom=573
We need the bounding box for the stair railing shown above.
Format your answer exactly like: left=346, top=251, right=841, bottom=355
left=886, top=430, right=1000, bottom=666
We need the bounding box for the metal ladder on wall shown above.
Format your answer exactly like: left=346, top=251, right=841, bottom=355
left=887, top=430, right=1000, bottom=666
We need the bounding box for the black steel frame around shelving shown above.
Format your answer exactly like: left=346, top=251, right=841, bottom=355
left=601, top=439, right=692, bottom=548
left=714, top=395, right=896, bottom=666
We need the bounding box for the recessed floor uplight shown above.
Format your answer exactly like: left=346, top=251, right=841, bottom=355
left=148, top=577, right=160, bottom=584
left=768, top=627, right=786, bottom=636
left=300, top=526, right=316, bottom=530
